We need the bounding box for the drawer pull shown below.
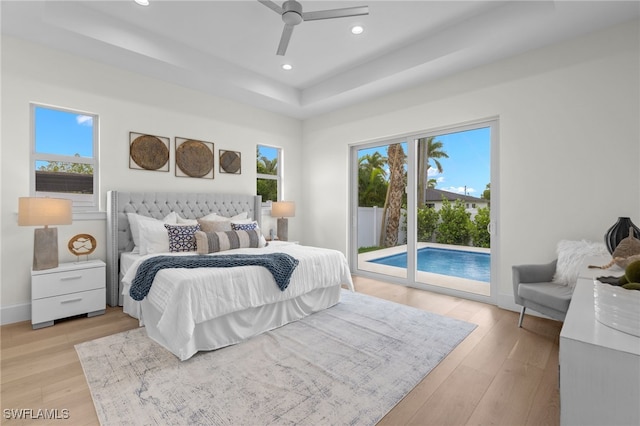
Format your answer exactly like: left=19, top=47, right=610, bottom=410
left=60, top=298, right=82, bottom=304
left=60, top=275, right=83, bottom=281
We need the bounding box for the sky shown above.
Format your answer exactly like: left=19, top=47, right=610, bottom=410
left=35, top=106, right=94, bottom=158
left=358, top=126, right=491, bottom=198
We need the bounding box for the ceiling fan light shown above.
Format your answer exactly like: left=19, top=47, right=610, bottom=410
left=282, top=11, right=303, bottom=26
left=351, top=25, right=364, bottom=35
left=134, top=0, right=149, bottom=6
left=282, top=64, right=293, bottom=71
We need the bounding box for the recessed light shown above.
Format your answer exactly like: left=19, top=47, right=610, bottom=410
left=135, top=0, right=149, bottom=6
left=282, top=64, right=293, bottom=71
left=351, top=25, right=364, bottom=35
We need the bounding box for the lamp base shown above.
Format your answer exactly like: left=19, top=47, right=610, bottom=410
left=33, top=227, right=59, bottom=271
left=277, top=218, right=289, bottom=241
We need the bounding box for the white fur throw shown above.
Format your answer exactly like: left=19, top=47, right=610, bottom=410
left=552, top=240, right=608, bottom=288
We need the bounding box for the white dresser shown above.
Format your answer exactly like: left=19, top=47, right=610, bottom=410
left=559, top=257, right=640, bottom=425
left=31, top=260, right=106, bottom=329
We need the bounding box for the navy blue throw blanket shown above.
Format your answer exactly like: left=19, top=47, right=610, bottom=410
left=130, top=253, right=300, bottom=301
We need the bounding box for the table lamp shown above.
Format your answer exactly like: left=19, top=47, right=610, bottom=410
left=18, top=197, right=72, bottom=270
left=271, top=201, right=295, bottom=241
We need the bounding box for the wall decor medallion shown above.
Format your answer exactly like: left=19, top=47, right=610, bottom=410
left=219, top=150, right=241, bottom=174
left=175, top=138, right=214, bottom=179
left=129, top=132, right=170, bottom=171
left=68, top=233, right=97, bottom=258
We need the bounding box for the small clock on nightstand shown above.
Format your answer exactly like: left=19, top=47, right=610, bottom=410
left=31, top=260, right=106, bottom=329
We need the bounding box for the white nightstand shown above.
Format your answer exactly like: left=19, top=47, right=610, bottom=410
left=31, top=260, right=106, bottom=329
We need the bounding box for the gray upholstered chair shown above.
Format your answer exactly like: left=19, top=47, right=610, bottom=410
left=512, top=259, right=573, bottom=327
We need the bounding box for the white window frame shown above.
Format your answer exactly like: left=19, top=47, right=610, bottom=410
left=30, top=103, right=99, bottom=212
left=256, top=144, right=282, bottom=204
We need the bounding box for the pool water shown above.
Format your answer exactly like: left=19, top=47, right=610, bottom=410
left=369, top=247, right=490, bottom=282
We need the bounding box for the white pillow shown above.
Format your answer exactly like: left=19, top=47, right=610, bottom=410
left=552, top=240, right=608, bottom=287
left=176, top=215, right=198, bottom=225
left=138, top=219, right=170, bottom=255
left=127, top=212, right=177, bottom=250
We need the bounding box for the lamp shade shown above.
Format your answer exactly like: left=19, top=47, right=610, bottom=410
left=271, top=201, right=295, bottom=218
left=18, top=197, right=72, bottom=226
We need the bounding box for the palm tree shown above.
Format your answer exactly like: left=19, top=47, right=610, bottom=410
left=257, top=147, right=278, bottom=201
left=417, top=137, right=448, bottom=207
left=380, top=143, right=406, bottom=247
left=358, top=152, right=388, bottom=207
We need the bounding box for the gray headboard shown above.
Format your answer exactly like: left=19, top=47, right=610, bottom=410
left=106, top=191, right=262, bottom=306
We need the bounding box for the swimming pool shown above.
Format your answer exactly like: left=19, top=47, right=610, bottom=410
left=369, top=247, right=490, bottom=282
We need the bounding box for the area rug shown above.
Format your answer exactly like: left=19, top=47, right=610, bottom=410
left=76, top=290, right=475, bottom=425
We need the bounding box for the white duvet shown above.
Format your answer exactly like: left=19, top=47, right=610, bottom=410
left=122, top=243, right=354, bottom=349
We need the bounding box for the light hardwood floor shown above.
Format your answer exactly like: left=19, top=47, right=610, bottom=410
left=1, top=277, right=561, bottom=425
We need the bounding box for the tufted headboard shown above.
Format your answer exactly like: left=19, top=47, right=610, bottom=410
left=105, top=191, right=262, bottom=306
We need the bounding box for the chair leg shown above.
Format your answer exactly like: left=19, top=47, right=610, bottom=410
left=518, top=306, right=526, bottom=328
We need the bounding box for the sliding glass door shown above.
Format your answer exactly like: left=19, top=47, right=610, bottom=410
left=355, top=139, right=408, bottom=280
left=351, top=120, right=498, bottom=303
left=414, top=126, right=492, bottom=297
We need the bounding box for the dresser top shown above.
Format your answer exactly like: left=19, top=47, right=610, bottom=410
left=31, top=259, right=105, bottom=276
left=561, top=256, right=639, bottom=356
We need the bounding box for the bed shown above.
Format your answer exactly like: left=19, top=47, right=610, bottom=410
left=106, top=191, right=353, bottom=360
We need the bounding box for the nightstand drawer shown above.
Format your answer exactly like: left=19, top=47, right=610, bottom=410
left=32, top=288, right=105, bottom=325
left=32, top=266, right=105, bottom=299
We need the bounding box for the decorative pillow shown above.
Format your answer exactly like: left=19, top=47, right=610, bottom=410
left=552, top=240, right=608, bottom=287
left=197, top=219, right=233, bottom=233
left=231, top=221, right=258, bottom=231
left=230, top=222, right=268, bottom=248
left=195, top=229, right=265, bottom=254
left=199, top=211, right=248, bottom=222
left=138, top=219, right=170, bottom=255
left=176, top=214, right=198, bottom=225
left=127, top=212, right=177, bottom=250
left=164, top=224, right=200, bottom=252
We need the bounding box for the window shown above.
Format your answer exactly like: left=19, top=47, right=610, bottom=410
left=256, top=145, right=281, bottom=203
left=31, top=104, right=98, bottom=211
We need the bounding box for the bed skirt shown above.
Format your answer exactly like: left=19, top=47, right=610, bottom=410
left=140, top=285, right=342, bottom=361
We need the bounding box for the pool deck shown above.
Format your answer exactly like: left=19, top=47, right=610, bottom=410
left=358, top=242, right=491, bottom=296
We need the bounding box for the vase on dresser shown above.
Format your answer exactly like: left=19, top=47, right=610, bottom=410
left=604, top=217, right=640, bottom=254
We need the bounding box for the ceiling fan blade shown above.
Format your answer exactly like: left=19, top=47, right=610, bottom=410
left=302, top=6, right=368, bottom=21
left=258, top=0, right=284, bottom=15
left=277, top=24, right=295, bottom=56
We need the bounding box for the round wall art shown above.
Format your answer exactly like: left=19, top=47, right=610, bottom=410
left=219, top=150, right=241, bottom=174
left=175, top=138, right=214, bottom=178
left=129, top=132, right=170, bottom=171
left=68, top=234, right=97, bottom=257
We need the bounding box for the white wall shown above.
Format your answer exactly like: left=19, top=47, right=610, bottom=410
left=1, top=37, right=302, bottom=322
left=302, top=20, right=640, bottom=307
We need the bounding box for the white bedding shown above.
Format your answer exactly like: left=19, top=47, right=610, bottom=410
left=121, top=243, right=353, bottom=352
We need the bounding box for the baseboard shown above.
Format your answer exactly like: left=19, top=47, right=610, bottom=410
left=1, top=302, right=31, bottom=325
left=497, top=292, right=553, bottom=320
left=497, top=292, right=520, bottom=313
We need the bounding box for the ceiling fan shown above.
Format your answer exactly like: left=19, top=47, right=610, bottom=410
left=258, top=0, right=369, bottom=56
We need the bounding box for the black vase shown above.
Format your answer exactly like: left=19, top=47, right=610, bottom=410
left=604, top=217, right=640, bottom=254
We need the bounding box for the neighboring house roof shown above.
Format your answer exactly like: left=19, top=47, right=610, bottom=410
left=425, top=188, right=486, bottom=203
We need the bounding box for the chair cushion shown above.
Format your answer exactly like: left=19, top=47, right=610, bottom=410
left=518, top=282, right=573, bottom=313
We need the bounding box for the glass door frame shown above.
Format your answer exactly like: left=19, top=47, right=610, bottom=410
left=349, top=118, right=499, bottom=305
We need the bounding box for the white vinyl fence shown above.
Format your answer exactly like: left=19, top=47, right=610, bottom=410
left=358, top=207, right=406, bottom=248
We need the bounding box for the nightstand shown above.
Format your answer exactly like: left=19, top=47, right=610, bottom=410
left=31, top=260, right=106, bottom=329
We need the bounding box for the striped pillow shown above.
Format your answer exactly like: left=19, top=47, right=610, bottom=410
left=195, top=229, right=265, bottom=254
